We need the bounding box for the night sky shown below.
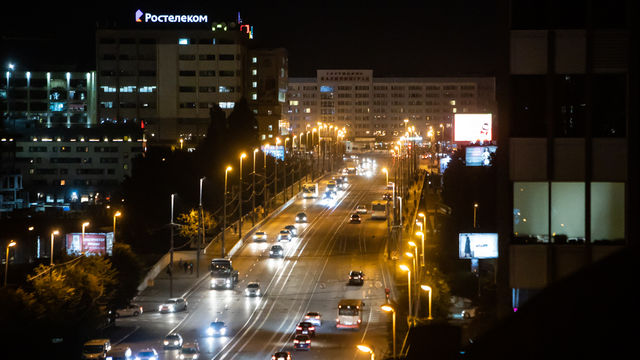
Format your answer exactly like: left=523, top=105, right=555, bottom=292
left=1, top=0, right=502, bottom=77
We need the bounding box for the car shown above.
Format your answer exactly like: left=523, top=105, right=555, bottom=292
left=270, top=245, right=284, bottom=258
left=179, top=343, right=200, bottom=360
left=293, top=334, right=311, bottom=351
left=163, top=333, right=183, bottom=350
left=206, top=320, right=227, bottom=336
left=341, top=175, right=348, bottom=183
left=272, top=351, right=292, bottom=360
left=303, top=311, right=322, bottom=326
left=350, top=214, right=362, bottom=223
left=387, top=182, right=395, bottom=190
left=323, top=191, right=334, bottom=199
left=348, top=271, right=365, bottom=285
left=134, top=348, right=158, bottom=360
left=277, top=230, right=292, bottom=242
left=159, top=297, right=187, bottom=312
left=253, top=231, right=267, bottom=242
left=295, top=321, right=316, bottom=337
left=115, top=304, right=143, bottom=318
left=245, top=282, right=262, bottom=297
left=82, top=339, right=111, bottom=360
left=284, top=225, right=298, bottom=237
left=462, top=307, right=478, bottom=319
left=383, top=193, right=392, bottom=200
left=295, top=212, right=307, bottom=223
left=105, top=345, right=132, bottom=360
left=355, top=205, right=367, bottom=214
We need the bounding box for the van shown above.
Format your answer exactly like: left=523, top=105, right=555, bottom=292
left=82, top=339, right=111, bottom=360
left=106, top=345, right=132, bottom=360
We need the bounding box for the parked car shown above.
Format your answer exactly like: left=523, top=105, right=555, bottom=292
left=159, top=298, right=187, bottom=312
left=462, top=307, right=478, bottom=319
left=115, top=304, right=143, bottom=318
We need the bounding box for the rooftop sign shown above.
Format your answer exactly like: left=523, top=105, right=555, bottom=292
left=135, top=9, right=208, bottom=23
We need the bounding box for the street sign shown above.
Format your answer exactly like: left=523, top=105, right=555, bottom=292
left=391, top=251, right=399, bottom=260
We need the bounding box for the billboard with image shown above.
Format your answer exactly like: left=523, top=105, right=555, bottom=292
left=454, top=114, right=492, bottom=142
left=466, top=146, right=497, bottom=166
left=66, top=233, right=114, bottom=256
left=459, top=233, right=498, bottom=259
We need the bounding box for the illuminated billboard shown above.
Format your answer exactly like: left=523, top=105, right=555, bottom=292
left=466, top=146, right=497, bottom=166
left=454, top=114, right=492, bottom=142
left=459, top=233, right=498, bottom=259
left=261, top=145, right=284, bottom=161
left=66, top=233, right=114, bottom=256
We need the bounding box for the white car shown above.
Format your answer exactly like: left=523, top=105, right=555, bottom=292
left=115, top=304, right=143, bottom=318
left=253, top=231, right=267, bottom=242
left=245, top=282, right=262, bottom=297
left=277, top=230, right=292, bottom=242
left=180, top=343, right=200, bottom=360
left=355, top=205, right=367, bottom=214
left=159, top=298, right=187, bottom=312
left=135, top=348, right=158, bottom=360
left=303, top=311, right=322, bottom=326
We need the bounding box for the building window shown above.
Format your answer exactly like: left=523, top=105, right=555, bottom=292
left=178, top=38, right=190, bottom=45
left=513, top=182, right=549, bottom=242
left=289, top=101, right=299, bottom=106
left=199, top=70, right=215, bottom=77
left=219, top=86, right=234, bottom=93
left=218, top=70, right=234, bottom=77
left=252, top=94, right=257, bottom=100
left=179, top=54, right=196, bottom=61
left=179, top=71, right=196, bottom=77
left=252, top=57, right=257, bottom=63
left=219, top=54, right=234, bottom=60
left=179, top=102, right=197, bottom=109
left=179, top=87, right=196, bottom=93
left=591, top=183, right=625, bottom=241
left=199, top=54, right=215, bottom=61
left=252, top=69, right=257, bottom=75
left=252, top=82, right=257, bottom=88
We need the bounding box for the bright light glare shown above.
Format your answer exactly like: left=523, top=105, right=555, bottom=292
left=381, top=305, right=394, bottom=312
left=400, top=265, right=410, bottom=272
left=421, top=285, right=432, bottom=291
left=357, top=345, right=372, bottom=353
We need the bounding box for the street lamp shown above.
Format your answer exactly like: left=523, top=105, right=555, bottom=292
left=400, top=264, right=412, bottom=320
left=223, top=166, right=232, bottom=258
left=4, top=240, right=16, bottom=286
left=421, top=285, right=434, bottom=320
left=382, top=168, right=388, bottom=187
left=198, top=178, right=205, bottom=277
left=381, top=305, right=396, bottom=359
left=357, top=345, right=375, bottom=360
left=474, top=203, right=478, bottom=228
left=253, top=149, right=258, bottom=226
left=51, top=231, right=59, bottom=265
left=239, top=153, right=246, bottom=238
left=408, top=240, right=419, bottom=279
left=82, top=222, right=90, bottom=254
left=275, top=138, right=281, bottom=204
left=113, top=211, right=121, bottom=246
left=415, top=231, right=425, bottom=268
left=170, top=193, right=176, bottom=297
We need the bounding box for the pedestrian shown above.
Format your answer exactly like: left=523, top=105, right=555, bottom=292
left=183, top=261, right=188, bottom=274
left=178, top=258, right=183, bottom=269
left=190, top=262, right=194, bottom=274
left=413, top=189, right=417, bottom=197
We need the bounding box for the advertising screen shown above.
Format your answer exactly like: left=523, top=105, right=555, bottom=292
left=459, top=233, right=498, bottom=259
left=66, top=233, right=114, bottom=256
left=261, top=145, right=284, bottom=161
left=454, top=114, right=492, bottom=142
left=466, top=146, right=497, bottom=166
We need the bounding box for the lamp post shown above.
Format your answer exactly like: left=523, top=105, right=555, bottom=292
left=223, top=166, right=232, bottom=257
left=50, top=231, right=59, bottom=265
left=198, top=178, right=205, bottom=277
left=170, top=193, right=175, bottom=297
left=252, top=149, right=258, bottom=226
left=382, top=168, right=388, bottom=187
left=416, top=231, right=425, bottom=269
left=113, top=211, right=121, bottom=245
left=275, top=138, right=281, bottom=205
left=263, top=145, right=268, bottom=209
left=81, top=222, right=89, bottom=254
left=239, top=153, right=246, bottom=238
left=381, top=305, right=396, bottom=359
left=4, top=240, right=16, bottom=286
left=474, top=203, right=478, bottom=228
left=400, top=265, right=412, bottom=322
left=357, top=345, right=375, bottom=360
left=421, top=285, right=434, bottom=320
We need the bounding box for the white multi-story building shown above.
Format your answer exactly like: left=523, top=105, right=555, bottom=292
left=287, top=70, right=495, bottom=147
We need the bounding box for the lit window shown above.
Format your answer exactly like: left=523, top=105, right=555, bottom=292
left=252, top=82, right=257, bottom=88
left=252, top=69, right=257, bottom=75
left=289, top=101, right=299, bottom=106
left=453, top=108, right=457, bottom=113
left=267, top=110, right=273, bottom=115
left=60, top=180, right=66, bottom=185
left=178, top=38, right=190, bottom=45
left=268, top=134, right=273, bottom=138
left=304, top=108, right=311, bottom=113
left=252, top=93, right=257, bottom=100
left=268, top=125, right=273, bottom=131
left=219, top=102, right=235, bottom=109
left=252, top=57, right=257, bottom=63
left=253, top=109, right=258, bottom=114
left=449, top=100, right=456, bottom=105
left=262, top=135, right=266, bottom=140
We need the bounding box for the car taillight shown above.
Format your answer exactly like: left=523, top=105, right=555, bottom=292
left=336, top=318, right=340, bottom=323
left=272, top=357, right=276, bottom=360
left=306, top=340, right=311, bottom=344
left=315, top=316, right=320, bottom=319
left=358, top=319, right=361, bottom=323
left=305, top=316, right=309, bottom=319
left=349, top=276, right=352, bottom=279
left=309, top=327, right=315, bottom=330
left=293, top=340, right=299, bottom=344
left=296, top=326, right=302, bottom=330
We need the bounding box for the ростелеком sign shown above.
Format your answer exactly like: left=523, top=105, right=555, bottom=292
left=136, top=9, right=208, bottom=23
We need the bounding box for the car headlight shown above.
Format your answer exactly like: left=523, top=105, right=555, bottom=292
left=270, top=251, right=273, bottom=254
left=193, top=355, right=199, bottom=359
left=296, top=217, right=299, bottom=221
left=135, top=357, right=140, bottom=360
left=159, top=305, right=163, bottom=311
left=226, top=279, right=231, bottom=283
left=174, top=340, right=179, bottom=345
left=256, top=290, right=261, bottom=294
left=150, top=357, right=157, bottom=360
left=253, top=235, right=257, bottom=239
left=245, top=289, right=249, bottom=293
left=220, top=328, right=226, bottom=335
left=164, top=340, right=169, bottom=345
left=207, top=327, right=214, bottom=336
left=180, top=355, right=185, bottom=359
left=303, top=217, right=307, bottom=221
left=168, top=305, right=174, bottom=311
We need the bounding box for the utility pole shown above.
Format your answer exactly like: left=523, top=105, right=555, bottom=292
left=170, top=194, right=175, bottom=297
left=198, top=178, right=204, bottom=278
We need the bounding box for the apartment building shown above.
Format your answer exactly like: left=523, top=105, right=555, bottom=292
left=287, top=70, right=495, bottom=148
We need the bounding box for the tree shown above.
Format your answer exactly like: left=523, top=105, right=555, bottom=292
left=418, top=262, right=452, bottom=321
left=177, top=209, right=218, bottom=239
left=109, top=243, right=145, bottom=308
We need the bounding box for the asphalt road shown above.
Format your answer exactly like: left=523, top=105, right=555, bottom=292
left=117, top=160, right=394, bottom=360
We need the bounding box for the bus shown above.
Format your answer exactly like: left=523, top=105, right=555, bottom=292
left=336, top=299, right=365, bottom=329
left=371, top=200, right=389, bottom=220
left=302, top=182, right=318, bottom=199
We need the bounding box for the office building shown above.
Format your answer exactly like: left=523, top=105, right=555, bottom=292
left=287, top=70, right=495, bottom=148
left=496, top=0, right=638, bottom=316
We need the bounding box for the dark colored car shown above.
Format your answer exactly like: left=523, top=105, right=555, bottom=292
left=383, top=193, right=392, bottom=200
left=270, top=245, right=284, bottom=258
left=163, top=333, right=183, bottom=349
left=350, top=214, right=361, bottom=223
left=272, top=351, right=292, bottom=360
left=348, top=271, right=365, bottom=285
left=293, top=334, right=311, bottom=351
left=206, top=321, right=227, bottom=336
left=323, top=191, right=334, bottom=199
left=284, top=225, right=298, bottom=237
left=296, top=321, right=316, bottom=337
left=296, top=212, right=307, bottom=223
